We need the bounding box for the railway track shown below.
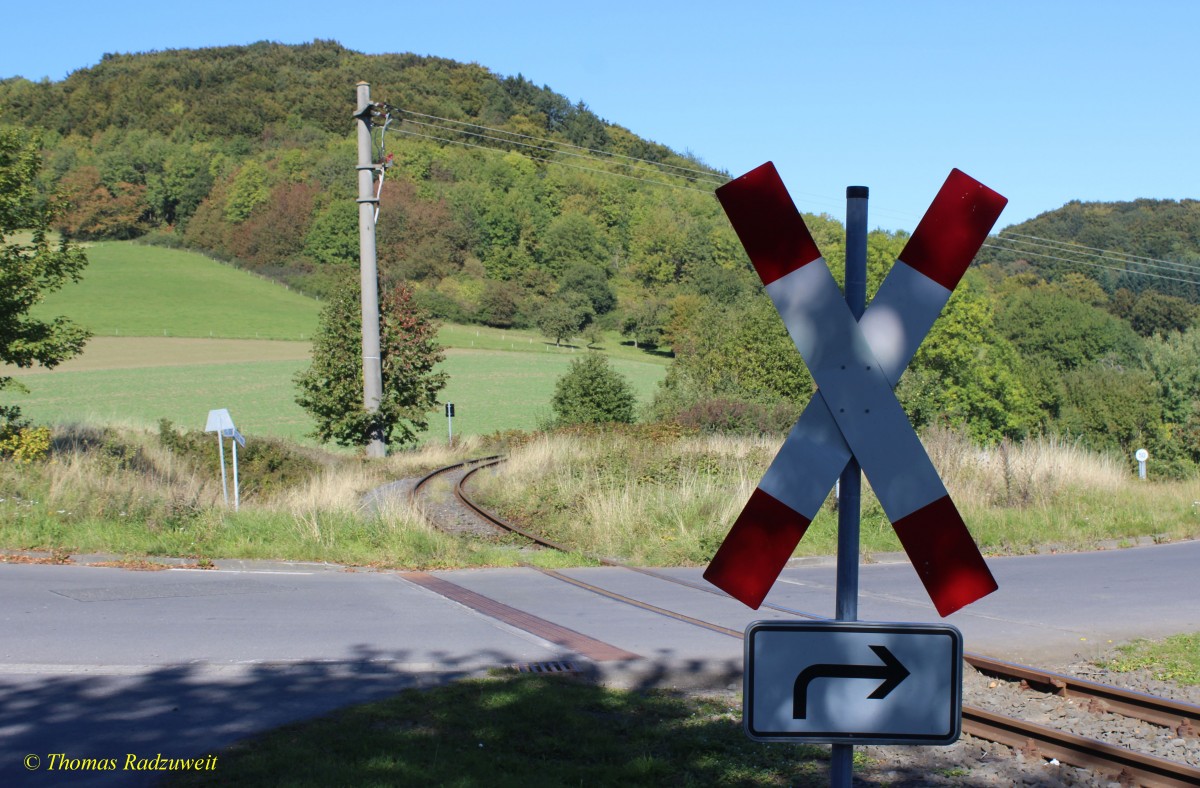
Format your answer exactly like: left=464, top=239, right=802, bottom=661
left=410, top=457, right=1200, bottom=787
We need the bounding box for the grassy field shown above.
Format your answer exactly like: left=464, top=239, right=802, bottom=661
left=33, top=242, right=320, bottom=340
left=3, top=341, right=667, bottom=444
left=7, top=241, right=668, bottom=444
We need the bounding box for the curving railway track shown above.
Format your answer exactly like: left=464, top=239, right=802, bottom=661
left=410, top=457, right=1200, bottom=787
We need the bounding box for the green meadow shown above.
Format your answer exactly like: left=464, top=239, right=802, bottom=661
left=6, top=347, right=666, bottom=444
left=7, top=242, right=669, bottom=445
left=33, top=242, right=321, bottom=340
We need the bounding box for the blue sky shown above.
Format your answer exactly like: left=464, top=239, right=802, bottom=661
left=2, top=1, right=1197, bottom=231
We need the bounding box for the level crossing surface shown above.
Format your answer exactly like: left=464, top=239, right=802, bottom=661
left=1, top=540, right=1198, bottom=786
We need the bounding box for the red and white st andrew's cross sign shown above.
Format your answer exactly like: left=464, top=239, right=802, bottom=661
left=703, top=163, right=1007, bottom=617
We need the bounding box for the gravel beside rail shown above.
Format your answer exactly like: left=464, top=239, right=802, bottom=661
left=840, top=660, right=1200, bottom=786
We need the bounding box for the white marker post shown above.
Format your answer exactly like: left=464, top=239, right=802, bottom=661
left=445, top=403, right=455, bottom=445
left=1135, top=448, right=1149, bottom=480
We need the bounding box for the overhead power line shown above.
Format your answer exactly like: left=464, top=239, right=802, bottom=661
left=370, top=102, right=1198, bottom=263
left=995, top=232, right=1200, bottom=276
left=980, top=240, right=1200, bottom=288
left=384, top=105, right=729, bottom=184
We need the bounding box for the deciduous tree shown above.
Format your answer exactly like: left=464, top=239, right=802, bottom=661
left=294, top=277, right=447, bottom=449
left=536, top=295, right=593, bottom=346
left=0, top=127, right=90, bottom=427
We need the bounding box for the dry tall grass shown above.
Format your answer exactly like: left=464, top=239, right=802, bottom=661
left=923, top=426, right=1127, bottom=508
left=0, top=425, right=503, bottom=566
left=8, top=422, right=1196, bottom=567
left=472, top=430, right=780, bottom=564
left=473, top=426, right=1199, bottom=563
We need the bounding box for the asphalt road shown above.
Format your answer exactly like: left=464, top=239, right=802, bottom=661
left=2, top=540, right=1198, bottom=785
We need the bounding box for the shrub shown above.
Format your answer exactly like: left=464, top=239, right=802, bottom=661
left=0, top=424, right=51, bottom=462
left=550, top=353, right=636, bottom=426
left=674, top=398, right=800, bottom=435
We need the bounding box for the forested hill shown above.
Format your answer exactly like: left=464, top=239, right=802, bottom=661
left=10, top=41, right=1200, bottom=477
left=979, top=198, right=1200, bottom=303
left=0, top=39, right=677, bottom=158
left=0, top=40, right=748, bottom=312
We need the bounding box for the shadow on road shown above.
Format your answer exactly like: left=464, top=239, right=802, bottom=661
left=1, top=647, right=743, bottom=786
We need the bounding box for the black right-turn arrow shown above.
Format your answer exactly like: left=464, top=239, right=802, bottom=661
left=792, top=644, right=910, bottom=719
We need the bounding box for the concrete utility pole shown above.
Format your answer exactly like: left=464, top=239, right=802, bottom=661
left=355, top=81, right=386, bottom=457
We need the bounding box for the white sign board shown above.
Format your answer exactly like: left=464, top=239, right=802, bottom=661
left=205, top=408, right=235, bottom=433
left=745, top=620, right=962, bottom=745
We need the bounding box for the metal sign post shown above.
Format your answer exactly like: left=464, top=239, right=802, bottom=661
left=1136, top=448, right=1149, bottom=480
left=215, top=432, right=228, bottom=507
left=831, top=185, right=869, bottom=786
left=206, top=409, right=246, bottom=511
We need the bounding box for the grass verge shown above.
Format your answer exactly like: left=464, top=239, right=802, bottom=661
left=0, top=425, right=578, bottom=569
left=2, top=422, right=1196, bottom=568
left=167, top=674, right=828, bottom=788
left=1099, top=633, right=1200, bottom=685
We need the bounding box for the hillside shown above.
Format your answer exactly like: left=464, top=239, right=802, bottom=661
left=979, top=198, right=1200, bottom=303
left=0, top=41, right=764, bottom=383
left=9, top=42, right=1200, bottom=477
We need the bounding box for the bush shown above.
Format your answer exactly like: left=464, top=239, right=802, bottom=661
left=413, top=288, right=471, bottom=324
left=550, top=353, right=636, bottom=426
left=674, top=398, right=800, bottom=435
left=0, top=424, right=51, bottom=462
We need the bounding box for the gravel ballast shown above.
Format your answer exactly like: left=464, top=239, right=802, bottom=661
left=847, top=658, right=1199, bottom=786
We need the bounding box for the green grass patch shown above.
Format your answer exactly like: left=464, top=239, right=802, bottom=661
left=167, top=674, right=828, bottom=787
left=1100, top=633, right=1200, bottom=685
left=34, top=242, right=320, bottom=340
left=2, top=359, right=315, bottom=443
left=438, top=322, right=671, bottom=366
left=12, top=240, right=667, bottom=445
left=436, top=349, right=666, bottom=438
left=3, top=348, right=667, bottom=446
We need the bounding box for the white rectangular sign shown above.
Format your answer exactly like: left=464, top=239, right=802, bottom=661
left=745, top=620, right=962, bottom=745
